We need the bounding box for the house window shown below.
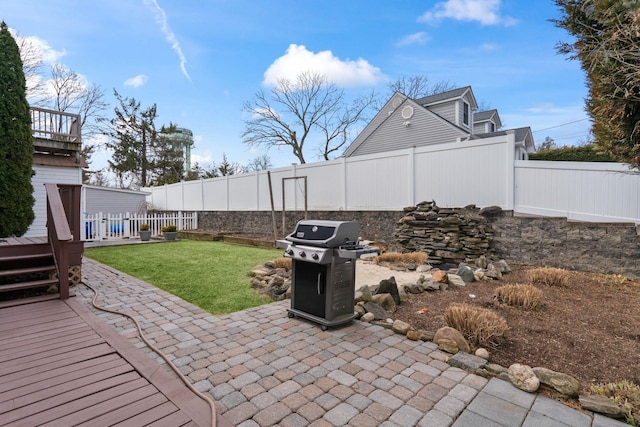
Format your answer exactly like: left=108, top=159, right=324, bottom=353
left=463, top=102, right=469, bottom=126
left=489, top=122, right=495, bottom=132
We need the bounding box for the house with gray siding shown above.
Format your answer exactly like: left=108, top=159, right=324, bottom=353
left=82, top=185, right=150, bottom=216
left=343, top=86, right=534, bottom=160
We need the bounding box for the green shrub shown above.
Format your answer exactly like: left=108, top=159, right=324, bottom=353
left=530, top=144, right=619, bottom=162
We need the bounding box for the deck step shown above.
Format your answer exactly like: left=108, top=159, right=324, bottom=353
left=0, top=278, right=59, bottom=293
left=0, top=265, right=56, bottom=277
left=0, top=252, right=54, bottom=263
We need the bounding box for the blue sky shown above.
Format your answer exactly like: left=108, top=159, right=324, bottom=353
left=2, top=0, right=590, bottom=174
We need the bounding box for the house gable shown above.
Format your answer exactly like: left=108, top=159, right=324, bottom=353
left=417, top=86, right=478, bottom=132
left=343, top=95, right=469, bottom=157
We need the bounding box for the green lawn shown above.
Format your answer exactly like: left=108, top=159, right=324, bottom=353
left=84, top=240, right=282, bottom=314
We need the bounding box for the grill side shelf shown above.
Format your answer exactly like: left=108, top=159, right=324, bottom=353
left=335, top=246, right=380, bottom=259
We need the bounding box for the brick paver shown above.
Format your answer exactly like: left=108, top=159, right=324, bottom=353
left=77, top=256, right=615, bottom=427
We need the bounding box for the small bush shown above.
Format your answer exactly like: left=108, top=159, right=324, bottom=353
left=589, top=380, right=640, bottom=425
left=140, top=223, right=150, bottom=231
left=273, top=257, right=292, bottom=271
left=375, top=251, right=428, bottom=266
left=527, top=267, right=569, bottom=287
left=495, top=284, right=543, bottom=310
left=444, top=303, right=508, bottom=346
left=161, top=224, right=177, bottom=233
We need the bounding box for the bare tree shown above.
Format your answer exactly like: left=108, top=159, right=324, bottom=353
left=16, top=35, right=48, bottom=102
left=247, top=154, right=273, bottom=172
left=387, top=75, right=456, bottom=99
left=242, top=71, right=375, bottom=164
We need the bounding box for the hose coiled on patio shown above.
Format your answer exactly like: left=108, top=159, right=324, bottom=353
left=81, top=281, right=217, bottom=427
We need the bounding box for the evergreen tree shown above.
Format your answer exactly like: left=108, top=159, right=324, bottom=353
left=0, top=22, right=34, bottom=237
left=553, top=0, right=640, bottom=168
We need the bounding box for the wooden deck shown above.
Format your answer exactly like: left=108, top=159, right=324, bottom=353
left=0, top=299, right=214, bottom=427
left=0, top=237, right=47, bottom=246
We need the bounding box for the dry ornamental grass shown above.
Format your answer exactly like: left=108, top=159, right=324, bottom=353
left=375, top=252, right=428, bottom=267
left=444, top=302, right=509, bottom=346
left=494, top=284, right=543, bottom=310
left=527, top=267, right=569, bottom=287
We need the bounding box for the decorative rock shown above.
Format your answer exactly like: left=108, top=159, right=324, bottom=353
left=485, top=363, right=508, bottom=375
left=354, top=305, right=365, bottom=318
left=579, top=395, right=626, bottom=418
left=416, top=265, right=432, bottom=273
left=475, top=348, right=490, bottom=360
left=508, top=364, right=540, bottom=392
left=418, top=330, right=435, bottom=341
left=250, top=267, right=272, bottom=277
left=360, top=312, right=375, bottom=322
left=406, top=330, right=420, bottom=341
left=360, top=285, right=373, bottom=302
left=363, top=301, right=388, bottom=320
left=448, top=351, right=487, bottom=371
left=432, top=270, right=448, bottom=283
left=392, top=319, right=411, bottom=335
left=479, top=205, right=503, bottom=216
left=433, top=326, right=471, bottom=353
left=533, top=367, right=581, bottom=397
left=455, top=265, right=475, bottom=282
left=476, top=255, right=489, bottom=269
left=447, top=274, right=466, bottom=287
left=495, top=260, right=512, bottom=274
left=405, top=283, right=425, bottom=294
left=421, top=279, right=441, bottom=291
left=376, top=277, right=401, bottom=305
left=473, top=270, right=485, bottom=281
left=437, top=338, right=459, bottom=354
left=485, top=265, right=503, bottom=280
left=371, top=293, right=397, bottom=313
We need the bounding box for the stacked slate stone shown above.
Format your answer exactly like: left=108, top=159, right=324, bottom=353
left=393, top=200, right=498, bottom=266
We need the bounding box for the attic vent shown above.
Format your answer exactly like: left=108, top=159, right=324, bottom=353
left=401, top=106, right=414, bottom=120
left=392, top=98, right=402, bottom=108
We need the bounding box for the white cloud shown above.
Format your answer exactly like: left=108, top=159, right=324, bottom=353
left=396, top=32, right=430, bottom=47
left=263, top=44, right=386, bottom=87
left=142, top=0, right=191, bottom=81
left=124, top=74, right=149, bottom=87
left=418, top=0, right=517, bottom=26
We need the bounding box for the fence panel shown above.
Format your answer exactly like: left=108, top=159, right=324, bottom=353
left=82, top=211, right=198, bottom=240
left=514, top=161, right=640, bottom=223
left=142, top=141, right=640, bottom=224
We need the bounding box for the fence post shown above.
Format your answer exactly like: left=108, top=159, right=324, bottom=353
left=178, top=211, right=183, bottom=231
left=99, top=212, right=106, bottom=240
left=505, top=130, right=515, bottom=210
left=124, top=212, right=131, bottom=239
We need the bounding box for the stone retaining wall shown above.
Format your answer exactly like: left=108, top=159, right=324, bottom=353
left=195, top=210, right=640, bottom=279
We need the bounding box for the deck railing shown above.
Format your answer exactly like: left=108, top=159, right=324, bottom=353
left=30, top=107, right=82, bottom=145
left=45, top=184, right=72, bottom=299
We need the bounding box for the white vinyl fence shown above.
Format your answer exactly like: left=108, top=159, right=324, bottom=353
left=144, top=136, right=640, bottom=224
left=82, top=211, right=197, bottom=241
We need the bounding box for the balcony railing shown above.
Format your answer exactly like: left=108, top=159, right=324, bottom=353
left=30, top=107, right=82, bottom=153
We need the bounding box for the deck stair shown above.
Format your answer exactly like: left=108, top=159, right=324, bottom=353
left=0, top=242, right=60, bottom=307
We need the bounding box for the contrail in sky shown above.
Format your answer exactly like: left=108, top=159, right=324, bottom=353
left=143, top=0, right=191, bottom=81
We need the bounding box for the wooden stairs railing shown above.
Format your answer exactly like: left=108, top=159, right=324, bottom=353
left=0, top=184, right=83, bottom=308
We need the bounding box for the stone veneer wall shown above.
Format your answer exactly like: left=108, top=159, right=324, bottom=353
left=488, top=213, right=640, bottom=279
left=195, top=210, right=640, bottom=279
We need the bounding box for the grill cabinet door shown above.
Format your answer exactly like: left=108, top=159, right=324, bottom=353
left=291, top=261, right=326, bottom=318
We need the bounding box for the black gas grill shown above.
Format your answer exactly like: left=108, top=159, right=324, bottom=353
left=276, top=220, right=380, bottom=330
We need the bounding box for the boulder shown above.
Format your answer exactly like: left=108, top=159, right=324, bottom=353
left=359, top=285, right=373, bottom=302
left=363, top=301, right=388, bottom=320
left=418, top=330, right=435, bottom=341
left=532, top=367, right=581, bottom=397
left=447, top=274, right=466, bottom=287
left=406, top=330, right=420, bottom=341
left=376, top=277, right=401, bottom=305
left=371, top=293, right=397, bottom=313
left=495, top=259, right=512, bottom=274
left=437, top=339, right=459, bottom=354
left=578, top=394, right=626, bottom=418
left=360, top=312, right=375, bottom=322
left=476, top=255, right=489, bottom=269
left=421, top=279, right=441, bottom=291
left=405, top=283, right=425, bottom=294
left=433, top=326, right=470, bottom=353
left=508, top=364, right=540, bottom=392
left=392, top=320, right=411, bottom=335
left=455, top=265, right=475, bottom=282
left=479, top=205, right=503, bottom=216
left=354, top=305, right=365, bottom=318
left=475, top=348, right=490, bottom=360
left=432, top=270, right=448, bottom=283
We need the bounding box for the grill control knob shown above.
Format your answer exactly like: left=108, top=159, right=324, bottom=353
left=285, top=248, right=294, bottom=256
left=298, top=251, right=306, bottom=258
left=311, top=253, right=319, bottom=260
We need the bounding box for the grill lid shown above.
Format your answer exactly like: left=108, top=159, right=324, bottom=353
left=285, top=220, right=359, bottom=248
